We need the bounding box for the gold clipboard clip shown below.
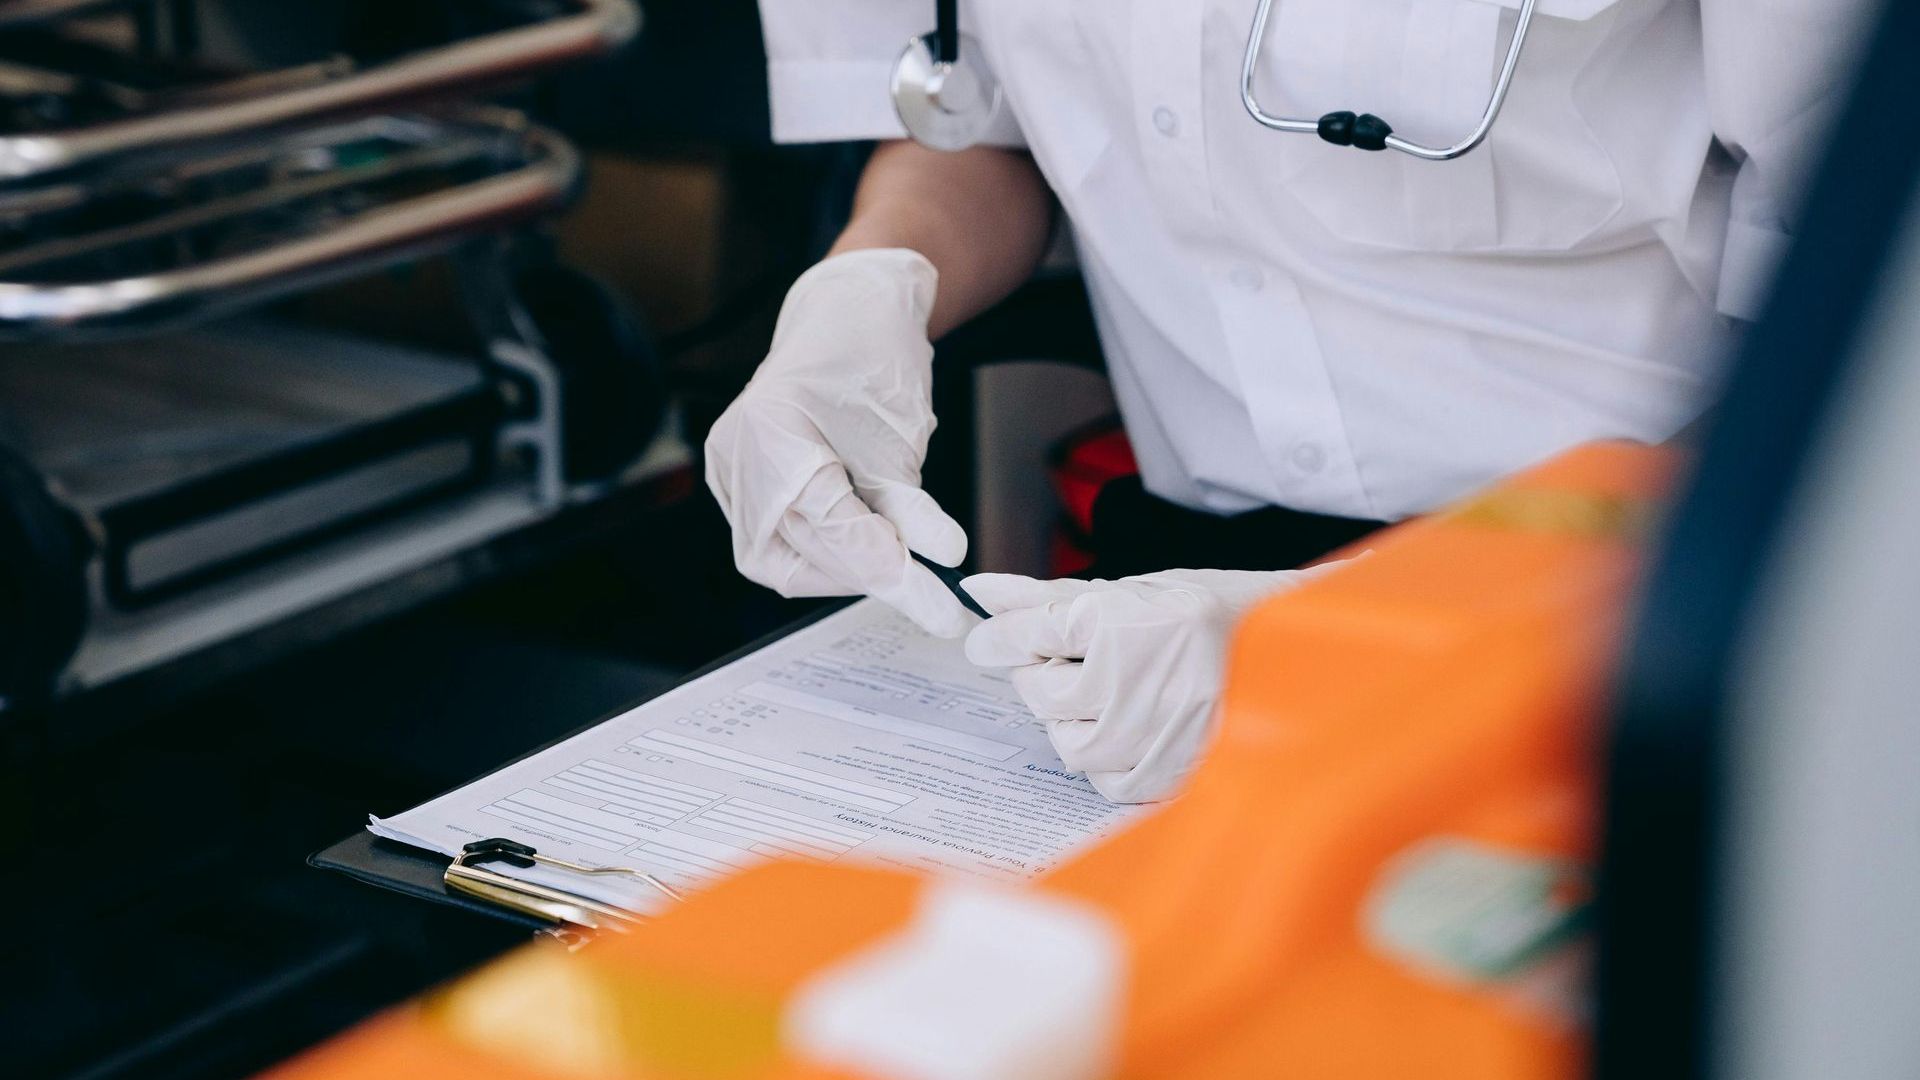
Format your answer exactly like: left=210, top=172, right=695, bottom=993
left=446, top=838, right=683, bottom=947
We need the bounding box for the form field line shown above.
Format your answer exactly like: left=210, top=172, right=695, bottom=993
left=639, top=842, right=743, bottom=876
left=640, top=853, right=726, bottom=879
left=641, top=829, right=757, bottom=870
left=569, top=764, right=708, bottom=804
left=509, top=788, right=656, bottom=839
left=549, top=779, right=685, bottom=820
left=551, top=774, right=689, bottom=812
left=640, top=730, right=904, bottom=801
left=739, top=680, right=1023, bottom=761
left=573, top=762, right=717, bottom=806
left=698, top=810, right=850, bottom=854
left=727, top=798, right=874, bottom=842
left=581, top=760, right=725, bottom=801
left=707, top=804, right=863, bottom=847
left=479, top=803, right=623, bottom=851
left=496, top=798, right=638, bottom=846
left=635, top=730, right=910, bottom=814
left=691, top=817, right=835, bottom=859
left=549, top=775, right=694, bottom=818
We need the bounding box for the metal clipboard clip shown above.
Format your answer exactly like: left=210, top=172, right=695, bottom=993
left=446, top=838, right=683, bottom=945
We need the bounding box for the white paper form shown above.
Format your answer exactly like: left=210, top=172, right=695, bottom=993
left=371, top=600, right=1145, bottom=914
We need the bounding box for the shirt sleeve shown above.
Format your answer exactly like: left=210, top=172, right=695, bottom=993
left=1700, top=0, right=1872, bottom=321
left=757, top=0, right=1026, bottom=146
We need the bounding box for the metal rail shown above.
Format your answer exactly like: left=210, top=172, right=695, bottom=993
left=0, top=111, right=580, bottom=339
left=0, top=0, right=638, bottom=180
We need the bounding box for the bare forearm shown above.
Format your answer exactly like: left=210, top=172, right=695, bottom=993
left=829, top=141, right=1053, bottom=339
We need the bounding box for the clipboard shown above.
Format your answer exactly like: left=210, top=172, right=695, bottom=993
left=309, top=601, right=850, bottom=936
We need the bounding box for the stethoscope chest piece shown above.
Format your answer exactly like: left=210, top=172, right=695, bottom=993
left=892, top=31, right=1005, bottom=152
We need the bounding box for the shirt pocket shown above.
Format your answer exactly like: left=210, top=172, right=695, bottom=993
left=1251, top=0, right=1629, bottom=254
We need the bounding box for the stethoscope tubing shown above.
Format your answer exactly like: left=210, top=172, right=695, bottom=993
left=1239, top=0, right=1539, bottom=161
left=897, top=0, right=1536, bottom=160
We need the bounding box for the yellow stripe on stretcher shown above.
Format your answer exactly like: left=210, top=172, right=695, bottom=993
left=1447, top=487, right=1661, bottom=541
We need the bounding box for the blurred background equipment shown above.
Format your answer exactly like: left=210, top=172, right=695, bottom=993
left=0, top=2, right=857, bottom=1077
left=0, top=1, right=660, bottom=712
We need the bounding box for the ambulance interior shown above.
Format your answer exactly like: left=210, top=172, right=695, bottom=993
left=0, top=1, right=1915, bottom=1077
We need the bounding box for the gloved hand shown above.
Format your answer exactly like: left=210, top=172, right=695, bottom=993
left=705, top=248, right=974, bottom=638
left=962, top=566, right=1339, bottom=803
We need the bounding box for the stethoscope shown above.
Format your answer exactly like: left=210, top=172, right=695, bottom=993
left=890, top=0, right=1006, bottom=152
left=892, top=0, right=1539, bottom=161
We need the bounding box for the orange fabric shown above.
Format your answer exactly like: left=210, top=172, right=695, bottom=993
left=1041, top=442, right=1666, bottom=1077
left=258, top=1009, right=584, bottom=1080
left=268, top=442, right=1672, bottom=1080
left=597, top=863, right=922, bottom=991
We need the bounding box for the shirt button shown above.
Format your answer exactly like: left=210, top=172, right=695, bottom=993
left=1290, top=442, right=1327, bottom=474
left=1229, top=265, right=1264, bottom=292
left=1152, top=106, right=1180, bottom=137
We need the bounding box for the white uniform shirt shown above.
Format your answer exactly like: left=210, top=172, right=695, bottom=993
left=758, top=0, right=1866, bottom=519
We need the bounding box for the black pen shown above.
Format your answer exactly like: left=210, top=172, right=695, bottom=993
left=910, top=550, right=990, bottom=619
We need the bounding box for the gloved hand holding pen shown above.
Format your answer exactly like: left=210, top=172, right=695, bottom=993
left=963, top=565, right=1345, bottom=803
left=703, top=248, right=977, bottom=639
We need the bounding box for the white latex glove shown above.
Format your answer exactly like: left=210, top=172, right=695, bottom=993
left=963, top=567, right=1335, bottom=803
left=705, top=249, right=974, bottom=638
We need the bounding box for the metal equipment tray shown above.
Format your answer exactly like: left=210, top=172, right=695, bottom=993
left=0, top=317, right=501, bottom=608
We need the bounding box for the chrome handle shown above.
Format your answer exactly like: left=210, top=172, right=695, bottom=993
left=0, top=116, right=580, bottom=340
left=0, top=0, right=639, bottom=180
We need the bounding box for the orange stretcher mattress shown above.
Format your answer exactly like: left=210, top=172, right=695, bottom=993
left=268, top=441, right=1675, bottom=1080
